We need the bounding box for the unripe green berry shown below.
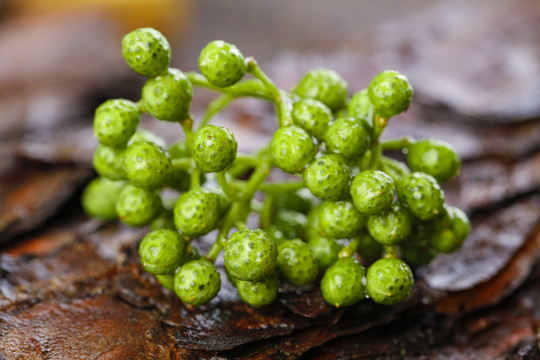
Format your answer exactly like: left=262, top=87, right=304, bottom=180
left=428, top=205, right=470, bottom=253
left=350, top=170, right=396, bottom=215
left=271, top=125, right=317, bottom=174
left=397, top=172, right=445, bottom=221
left=139, top=229, right=187, bottom=275
left=174, top=258, right=221, bottom=306
left=142, top=68, right=192, bottom=122
left=93, top=99, right=140, bottom=147
left=199, top=40, right=247, bottom=87
left=294, top=69, right=348, bottom=112
left=307, top=236, right=343, bottom=273
left=273, top=209, right=308, bottom=240
left=192, top=125, right=238, bottom=173
left=367, top=201, right=411, bottom=245
left=354, top=232, right=384, bottom=259
left=319, top=200, right=364, bottom=239
left=291, top=98, right=333, bottom=140
left=347, top=89, right=372, bottom=123
left=92, top=144, right=126, bottom=180
left=321, top=257, right=366, bottom=307
left=273, top=188, right=315, bottom=215
left=236, top=273, right=279, bottom=308
left=155, top=273, right=175, bottom=291
left=324, top=117, right=371, bottom=160
left=122, top=27, right=171, bottom=78
left=304, top=154, right=351, bottom=201
left=82, top=177, right=126, bottom=221
left=406, top=139, right=461, bottom=183
left=368, top=70, right=413, bottom=119
left=123, top=141, right=172, bottom=189
left=401, top=246, right=435, bottom=267
left=366, top=258, right=413, bottom=305
left=116, top=184, right=162, bottom=227
left=224, top=229, right=278, bottom=282
left=173, top=188, right=219, bottom=237
left=277, top=239, right=318, bottom=286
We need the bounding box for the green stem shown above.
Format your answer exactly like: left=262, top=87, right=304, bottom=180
left=339, top=237, right=361, bottom=258
left=381, top=136, right=416, bottom=151
left=180, top=117, right=194, bottom=150
left=384, top=245, right=399, bottom=258
left=247, top=58, right=292, bottom=127
left=190, top=168, right=201, bottom=189
left=258, top=179, right=304, bottom=194
left=171, top=158, right=193, bottom=170
left=259, top=194, right=273, bottom=229
left=198, top=94, right=234, bottom=129
left=217, top=171, right=235, bottom=200
left=368, top=115, right=388, bottom=169
left=205, top=156, right=272, bottom=262
left=186, top=72, right=271, bottom=99
left=234, top=221, right=247, bottom=230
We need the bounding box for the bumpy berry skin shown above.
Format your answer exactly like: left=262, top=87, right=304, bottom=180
left=82, top=177, right=126, bottom=221
left=128, top=129, right=167, bottom=148
left=173, top=188, right=219, bottom=237
left=397, top=172, right=445, bottom=221
left=174, top=258, right=221, bottom=306
left=307, top=236, right=343, bottom=273
left=319, top=200, right=365, bottom=239
left=139, top=229, right=187, bottom=275
left=321, top=257, right=366, bottom=307
left=277, top=239, right=318, bottom=286
left=367, top=201, right=411, bottom=245
left=293, top=69, right=348, bottom=112
left=142, top=68, right=192, bottom=122
left=224, top=229, right=278, bottom=282
left=271, top=125, right=317, bottom=174
left=123, top=141, right=172, bottom=189
left=236, top=274, right=279, bottom=308
left=94, top=99, right=141, bottom=147
left=198, top=40, right=247, bottom=87
left=192, top=125, right=238, bottom=173
left=93, top=144, right=126, bottom=180
left=407, top=139, right=461, bottom=183
left=347, top=89, right=372, bottom=122
left=304, top=154, right=351, bottom=201
left=368, top=70, right=413, bottom=119
left=122, top=27, right=171, bottom=78
left=350, top=170, right=395, bottom=215
left=324, top=117, right=371, bottom=160
left=366, top=258, right=413, bottom=305
left=273, top=210, right=308, bottom=240
left=428, top=205, right=470, bottom=253
left=116, top=184, right=162, bottom=227
left=291, top=98, right=333, bottom=140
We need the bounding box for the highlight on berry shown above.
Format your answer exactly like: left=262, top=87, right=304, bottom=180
left=82, top=27, right=469, bottom=309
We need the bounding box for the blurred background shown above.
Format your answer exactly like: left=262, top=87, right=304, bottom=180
left=2, top=0, right=537, bottom=152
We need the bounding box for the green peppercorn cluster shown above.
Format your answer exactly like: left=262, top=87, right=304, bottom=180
left=82, top=28, right=470, bottom=309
